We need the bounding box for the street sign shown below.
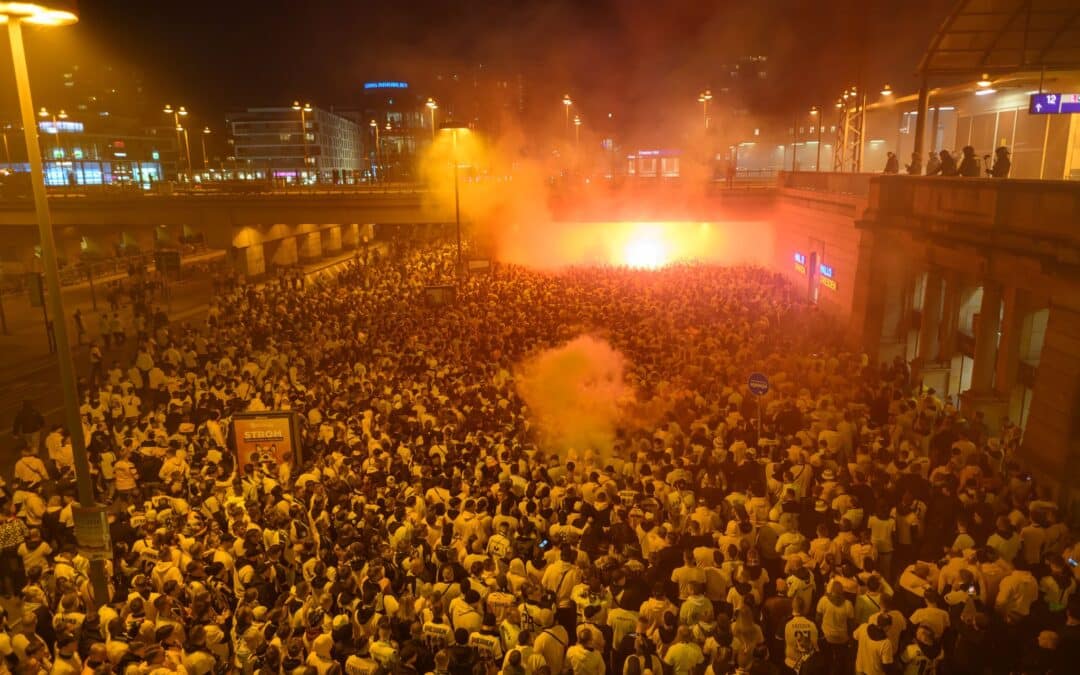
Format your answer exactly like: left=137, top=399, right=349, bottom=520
left=748, top=372, right=769, bottom=396
left=73, top=504, right=112, bottom=561
left=1029, top=93, right=1080, bottom=115
left=27, top=273, right=45, bottom=308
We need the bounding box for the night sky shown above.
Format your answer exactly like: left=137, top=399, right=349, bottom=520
left=1, top=0, right=956, bottom=126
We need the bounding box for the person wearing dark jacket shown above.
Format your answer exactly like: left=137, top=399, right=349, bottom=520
left=927, top=149, right=958, bottom=176
left=12, top=400, right=45, bottom=452
left=989, top=146, right=1011, bottom=177
left=883, top=152, right=900, bottom=174
left=959, top=146, right=980, bottom=177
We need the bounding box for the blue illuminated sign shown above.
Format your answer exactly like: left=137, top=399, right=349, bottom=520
left=364, top=81, right=409, bottom=90
left=793, top=252, right=806, bottom=264
left=819, top=263, right=834, bottom=279
left=1030, top=93, right=1080, bottom=114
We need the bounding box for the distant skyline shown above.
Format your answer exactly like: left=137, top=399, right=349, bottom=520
left=0, top=0, right=957, bottom=130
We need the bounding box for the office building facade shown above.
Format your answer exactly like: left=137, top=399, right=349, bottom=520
left=228, top=106, right=362, bottom=183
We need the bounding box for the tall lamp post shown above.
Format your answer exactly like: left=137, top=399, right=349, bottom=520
left=200, top=126, right=211, bottom=172
left=697, top=89, right=713, bottom=130
left=562, top=94, right=572, bottom=137
left=292, top=101, right=312, bottom=183
left=163, top=104, right=188, bottom=179
left=439, top=121, right=469, bottom=277
left=426, top=98, right=438, bottom=141
left=369, top=119, right=380, bottom=182
left=809, top=106, right=822, bottom=171
left=2, top=0, right=110, bottom=606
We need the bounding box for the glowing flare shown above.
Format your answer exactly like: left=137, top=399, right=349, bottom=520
left=622, top=230, right=669, bottom=269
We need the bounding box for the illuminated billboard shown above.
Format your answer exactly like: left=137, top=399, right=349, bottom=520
left=232, top=411, right=302, bottom=472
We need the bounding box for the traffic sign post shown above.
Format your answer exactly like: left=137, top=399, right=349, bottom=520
left=73, top=504, right=112, bottom=562
left=747, top=372, right=769, bottom=448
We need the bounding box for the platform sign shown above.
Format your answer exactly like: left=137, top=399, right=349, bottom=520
left=232, top=410, right=302, bottom=473
left=821, top=277, right=838, bottom=291
left=1030, top=93, right=1080, bottom=114
left=748, top=372, right=770, bottom=397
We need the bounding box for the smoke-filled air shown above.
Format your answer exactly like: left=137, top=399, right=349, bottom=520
left=417, top=120, right=774, bottom=270
left=514, top=335, right=637, bottom=461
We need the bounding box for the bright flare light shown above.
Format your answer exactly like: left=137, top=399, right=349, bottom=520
left=621, top=225, right=670, bottom=269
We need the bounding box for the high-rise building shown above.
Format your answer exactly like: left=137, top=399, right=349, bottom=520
left=227, top=106, right=362, bottom=183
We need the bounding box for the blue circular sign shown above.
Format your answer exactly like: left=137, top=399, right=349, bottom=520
left=747, top=372, right=769, bottom=396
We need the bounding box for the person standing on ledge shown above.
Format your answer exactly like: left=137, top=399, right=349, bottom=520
left=884, top=152, right=900, bottom=174
left=959, top=146, right=981, bottom=177
left=988, top=146, right=1011, bottom=178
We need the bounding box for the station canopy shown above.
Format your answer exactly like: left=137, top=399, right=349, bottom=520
left=920, top=0, right=1080, bottom=76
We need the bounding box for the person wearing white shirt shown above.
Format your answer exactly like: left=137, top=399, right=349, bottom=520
left=995, top=568, right=1039, bottom=620
left=565, top=627, right=605, bottom=675
left=853, top=614, right=895, bottom=675
left=783, top=598, right=818, bottom=672
left=908, top=590, right=950, bottom=641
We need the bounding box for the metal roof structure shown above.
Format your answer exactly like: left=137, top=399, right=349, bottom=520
left=919, top=0, right=1080, bottom=76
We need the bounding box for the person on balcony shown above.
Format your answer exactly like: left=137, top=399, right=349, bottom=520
left=958, top=146, right=980, bottom=177
left=988, top=147, right=1011, bottom=178
left=883, top=152, right=900, bottom=174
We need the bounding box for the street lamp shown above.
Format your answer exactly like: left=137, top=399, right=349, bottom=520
left=200, top=126, right=211, bottom=172
left=880, top=84, right=893, bottom=96
left=1, top=0, right=110, bottom=606
left=697, top=89, right=713, bottom=129
left=426, top=98, right=438, bottom=141
left=810, top=106, right=823, bottom=171
left=439, top=120, right=469, bottom=276
left=573, top=114, right=581, bottom=146
left=292, top=101, right=312, bottom=184
left=369, top=119, right=380, bottom=182
left=562, top=94, right=572, bottom=136
left=163, top=104, right=189, bottom=179
left=176, top=125, right=191, bottom=185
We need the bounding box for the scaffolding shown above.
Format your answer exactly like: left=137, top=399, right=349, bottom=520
left=833, top=89, right=867, bottom=173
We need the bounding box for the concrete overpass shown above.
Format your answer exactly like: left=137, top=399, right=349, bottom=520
left=0, top=182, right=777, bottom=276
left=0, top=187, right=444, bottom=228
left=772, top=171, right=1080, bottom=509
left=0, top=186, right=450, bottom=277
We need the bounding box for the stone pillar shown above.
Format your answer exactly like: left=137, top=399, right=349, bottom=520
left=1021, top=303, right=1080, bottom=503
left=322, top=226, right=342, bottom=253
left=937, top=273, right=961, bottom=361
left=917, top=270, right=943, bottom=363
left=970, top=282, right=1003, bottom=393
left=271, top=237, right=298, bottom=268
left=234, top=244, right=265, bottom=277
left=994, top=286, right=1024, bottom=398
left=961, top=282, right=1009, bottom=433
left=298, top=232, right=322, bottom=260
left=341, top=223, right=360, bottom=249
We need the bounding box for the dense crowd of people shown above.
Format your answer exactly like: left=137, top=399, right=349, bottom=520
left=1, top=239, right=1077, bottom=675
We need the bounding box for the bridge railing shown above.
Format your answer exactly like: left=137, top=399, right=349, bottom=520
left=780, top=171, right=873, bottom=197
left=8, top=181, right=428, bottom=201
left=864, top=175, right=1080, bottom=254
